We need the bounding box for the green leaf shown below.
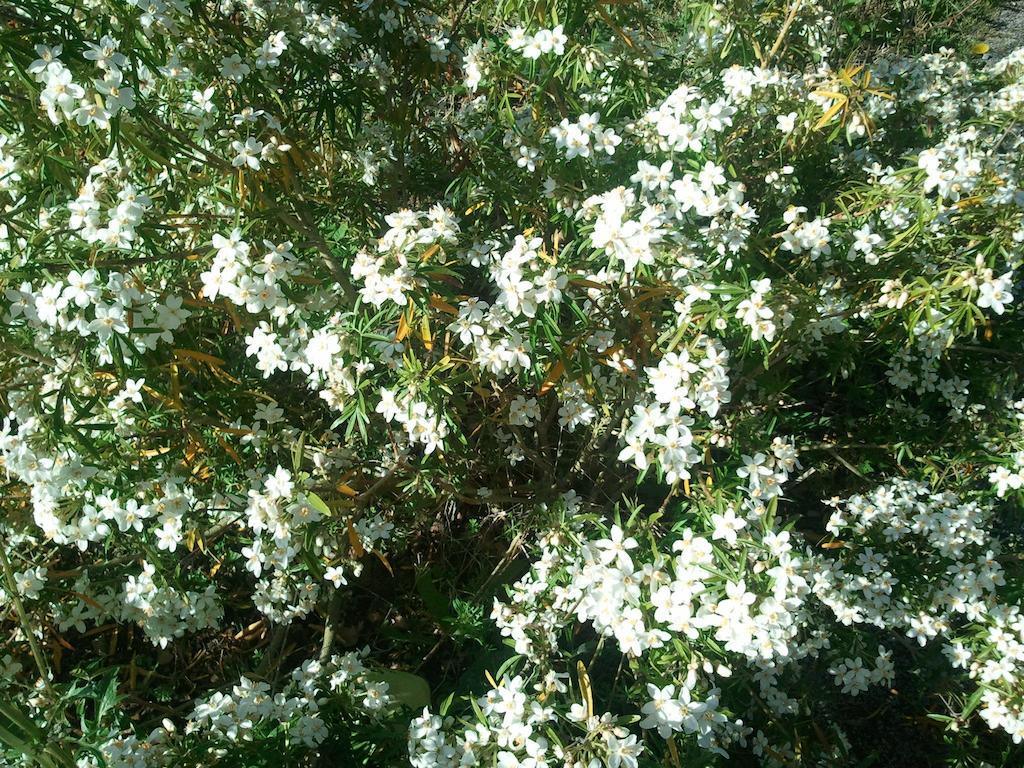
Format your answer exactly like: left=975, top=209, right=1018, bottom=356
left=961, top=685, right=985, bottom=719
left=366, top=670, right=431, bottom=709
left=307, top=491, right=332, bottom=518
left=96, top=672, right=120, bottom=724
left=292, top=431, right=306, bottom=473
left=415, top=567, right=453, bottom=626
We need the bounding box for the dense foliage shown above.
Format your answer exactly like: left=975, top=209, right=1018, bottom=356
left=1, top=0, right=1023, bottom=766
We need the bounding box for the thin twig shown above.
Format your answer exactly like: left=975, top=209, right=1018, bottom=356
left=766, top=0, right=803, bottom=64
left=0, top=543, right=57, bottom=702
left=319, top=459, right=407, bottom=662
left=0, top=343, right=53, bottom=366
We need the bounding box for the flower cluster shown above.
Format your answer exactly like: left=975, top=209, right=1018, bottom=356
left=506, top=25, right=568, bottom=60
left=2, top=1, right=1024, bottom=767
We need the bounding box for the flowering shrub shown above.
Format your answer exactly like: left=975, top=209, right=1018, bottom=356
left=1, top=0, right=1024, bottom=766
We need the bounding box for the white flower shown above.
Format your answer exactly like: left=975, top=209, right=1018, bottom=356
left=977, top=272, right=1014, bottom=315
left=231, top=137, right=264, bottom=170
left=14, top=567, right=46, bottom=600
left=362, top=680, right=390, bottom=710
left=595, top=525, right=638, bottom=569
left=776, top=111, right=797, bottom=133
left=711, top=508, right=746, bottom=546
left=219, top=53, right=250, bottom=82
left=605, top=733, right=643, bottom=768
left=242, top=540, right=265, bottom=577
left=88, top=303, right=130, bottom=341
left=265, top=466, right=294, bottom=499
left=306, top=329, right=342, bottom=373
left=63, top=269, right=99, bottom=308
left=324, top=565, right=348, bottom=588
